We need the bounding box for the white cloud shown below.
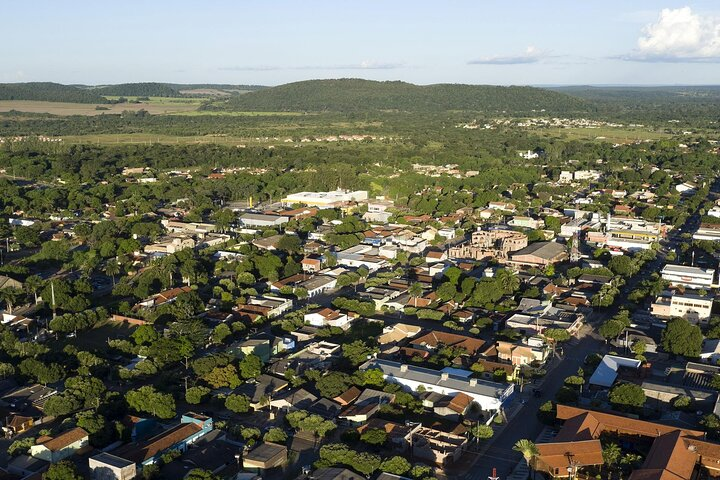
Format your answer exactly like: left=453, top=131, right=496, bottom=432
left=468, top=46, right=546, bottom=65
left=621, top=6, right=720, bottom=62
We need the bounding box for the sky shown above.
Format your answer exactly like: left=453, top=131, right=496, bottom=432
left=4, top=1, right=720, bottom=86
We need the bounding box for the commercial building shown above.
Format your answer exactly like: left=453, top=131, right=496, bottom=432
left=448, top=229, right=528, bottom=261
left=361, top=359, right=513, bottom=413
left=508, top=241, right=568, bottom=267
left=651, top=292, right=714, bottom=323
left=661, top=265, right=715, bottom=290
left=282, top=189, right=368, bottom=208
left=239, top=213, right=289, bottom=228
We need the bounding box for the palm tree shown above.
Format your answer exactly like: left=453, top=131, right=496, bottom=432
left=408, top=282, right=423, bottom=308
left=0, top=287, right=23, bottom=314
left=24, top=275, right=44, bottom=305
left=514, top=439, right=539, bottom=480
left=104, top=261, right=121, bottom=286
left=497, top=268, right=520, bottom=294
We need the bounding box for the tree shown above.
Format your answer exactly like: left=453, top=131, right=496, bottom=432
left=342, top=340, right=378, bottom=366
left=185, top=470, right=219, bottom=480
left=238, top=354, right=262, bottom=379
left=662, top=317, right=703, bottom=357
left=380, top=456, right=412, bottom=475
left=225, top=393, right=250, bottom=413
left=408, top=282, right=423, bottom=308
left=0, top=287, right=23, bottom=314
left=212, top=323, right=232, bottom=344
left=609, top=383, right=646, bottom=412
left=360, top=428, right=387, bottom=445
left=496, top=268, right=520, bottom=294
left=263, top=427, right=288, bottom=443
left=602, top=442, right=622, bottom=468
left=24, top=275, right=44, bottom=305
left=469, top=424, right=494, bottom=441
left=125, top=386, right=176, bottom=419
left=43, top=460, right=83, bottom=480
left=104, top=261, right=121, bottom=286
left=203, top=364, right=241, bottom=389
left=513, top=439, right=539, bottom=480
left=185, top=386, right=211, bottom=405
left=131, top=325, right=159, bottom=346
left=316, top=372, right=352, bottom=399
left=436, top=282, right=457, bottom=301
left=277, top=234, right=301, bottom=253
left=351, top=452, right=382, bottom=476
left=608, top=255, right=634, bottom=277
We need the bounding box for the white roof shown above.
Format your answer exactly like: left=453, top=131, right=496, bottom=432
left=588, top=355, right=641, bottom=388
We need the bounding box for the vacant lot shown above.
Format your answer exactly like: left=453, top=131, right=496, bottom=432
left=0, top=99, right=200, bottom=116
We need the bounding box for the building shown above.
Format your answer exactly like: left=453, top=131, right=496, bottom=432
left=115, top=413, right=213, bottom=467
left=588, top=355, right=642, bottom=388
left=508, top=241, right=568, bottom=267
left=361, top=359, right=513, bottom=413
left=534, top=405, right=720, bottom=480
left=411, top=426, right=468, bottom=466
left=0, top=275, right=22, bottom=290
left=134, top=286, right=192, bottom=310
left=693, top=224, right=720, bottom=242
left=448, top=229, right=528, bottom=261
left=606, top=216, right=661, bottom=251
left=270, top=274, right=337, bottom=298
left=651, top=292, right=714, bottom=323
left=496, top=338, right=549, bottom=366
left=282, top=189, right=368, bottom=208
left=89, top=453, right=137, bottom=480
left=304, top=308, right=351, bottom=329
left=410, top=332, right=486, bottom=357
left=29, top=427, right=89, bottom=463
left=243, top=442, right=287, bottom=472
left=239, top=213, right=289, bottom=228
left=363, top=198, right=394, bottom=223
left=661, top=265, right=715, bottom=290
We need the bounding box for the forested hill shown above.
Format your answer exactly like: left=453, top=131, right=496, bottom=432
left=92, top=82, right=180, bottom=97
left=205, top=78, right=592, bottom=114
left=0, top=82, right=106, bottom=103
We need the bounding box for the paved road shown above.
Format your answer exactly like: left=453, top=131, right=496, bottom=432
left=459, top=323, right=607, bottom=480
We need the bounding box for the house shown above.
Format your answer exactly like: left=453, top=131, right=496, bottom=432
left=239, top=213, right=289, bottom=228
left=496, top=338, right=549, bottom=366
left=410, top=332, right=486, bottom=357
left=661, top=265, right=715, bottom=290
left=29, top=427, right=89, bottom=463
left=270, top=274, right=337, bottom=298
left=282, top=189, right=368, bottom=208
left=508, top=241, right=568, bottom=267
left=333, top=386, right=361, bottom=407
left=411, top=426, right=467, bottom=466
left=651, top=292, right=714, bottom=323
left=115, top=413, right=213, bottom=466
left=357, top=418, right=420, bottom=451
left=425, top=250, right=447, bottom=264
left=234, top=374, right=289, bottom=410
left=134, top=286, right=192, bottom=310
left=1, top=384, right=57, bottom=412
left=361, top=359, right=514, bottom=413
left=309, top=468, right=364, bottom=480
left=243, top=442, right=287, bottom=472
left=4, top=414, right=33, bottom=436
left=304, top=308, right=351, bottom=329
left=269, top=388, right=318, bottom=411
left=301, top=255, right=323, bottom=273
left=377, top=323, right=422, bottom=345
left=338, top=388, right=394, bottom=420
left=0, top=275, right=22, bottom=290
left=433, top=392, right=474, bottom=420
left=89, top=453, right=137, bottom=480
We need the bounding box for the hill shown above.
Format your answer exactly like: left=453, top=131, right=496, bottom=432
left=0, top=82, right=107, bottom=103
left=92, top=82, right=181, bottom=97
left=206, top=78, right=592, bottom=114
left=551, top=85, right=720, bottom=105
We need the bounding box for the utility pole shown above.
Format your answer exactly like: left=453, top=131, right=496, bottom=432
left=51, top=281, right=56, bottom=319
left=488, top=467, right=500, bottom=480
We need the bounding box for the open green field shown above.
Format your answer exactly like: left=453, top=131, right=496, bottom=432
left=532, top=126, right=675, bottom=143
left=0, top=99, right=200, bottom=116
left=172, top=110, right=310, bottom=117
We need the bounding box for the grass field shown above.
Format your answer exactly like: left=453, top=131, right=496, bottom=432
left=0, top=99, right=200, bottom=116
left=533, top=126, right=674, bottom=143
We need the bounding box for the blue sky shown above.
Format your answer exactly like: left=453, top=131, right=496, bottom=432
left=4, top=1, right=720, bottom=85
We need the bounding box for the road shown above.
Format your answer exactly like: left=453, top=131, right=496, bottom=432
left=460, top=323, right=607, bottom=480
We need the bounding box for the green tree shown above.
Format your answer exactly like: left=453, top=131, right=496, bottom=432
left=609, top=383, right=646, bottom=412
left=263, top=427, right=288, bottom=443
left=0, top=287, right=23, bottom=314
left=225, top=393, right=250, bottom=413
left=513, top=439, right=539, bottom=480
left=469, top=424, right=494, bottom=441
left=185, top=386, right=211, bottom=405
left=185, top=469, right=220, bottom=480
left=360, top=428, right=387, bottom=445
left=496, top=268, right=520, bottom=294
left=380, top=456, right=412, bottom=476
left=43, top=460, right=83, bottom=480
left=125, top=386, right=176, bottom=419
left=238, top=354, right=262, bottom=379
left=602, top=442, right=622, bottom=468
left=408, top=282, right=423, bottom=308
left=662, top=317, right=703, bottom=357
